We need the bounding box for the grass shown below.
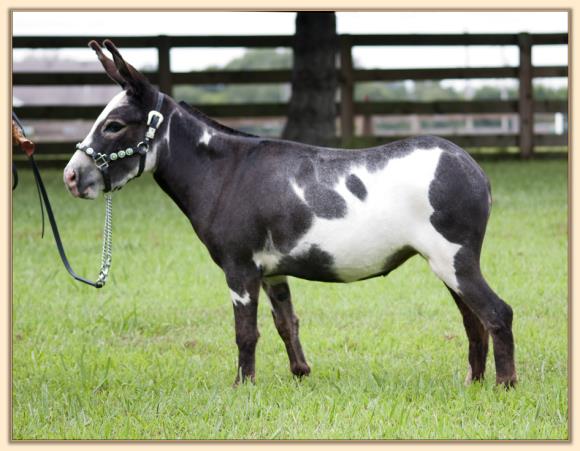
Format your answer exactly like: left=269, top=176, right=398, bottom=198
left=11, top=160, right=568, bottom=440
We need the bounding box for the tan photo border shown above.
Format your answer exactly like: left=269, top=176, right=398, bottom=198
left=1, top=1, right=575, bottom=449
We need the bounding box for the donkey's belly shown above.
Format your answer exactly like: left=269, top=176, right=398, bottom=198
left=255, top=147, right=454, bottom=283
left=280, top=211, right=428, bottom=282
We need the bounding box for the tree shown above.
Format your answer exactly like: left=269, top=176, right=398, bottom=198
left=533, top=84, right=568, bottom=100
left=173, top=49, right=291, bottom=104
left=222, top=48, right=292, bottom=70
left=355, top=81, right=409, bottom=101
left=410, top=81, right=462, bottom=101
left=282, top=12, right=338, bottom=146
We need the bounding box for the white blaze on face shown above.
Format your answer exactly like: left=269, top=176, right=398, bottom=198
left=80, top=90, right=127, bottom=148
left=253, top=147, right=463, bottom=292
left=230, top=289, right=251, bottom=306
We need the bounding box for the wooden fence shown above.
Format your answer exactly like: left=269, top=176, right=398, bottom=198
left=13, top=33, right=568, bottom=160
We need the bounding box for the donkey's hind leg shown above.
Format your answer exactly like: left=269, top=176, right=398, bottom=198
left=428, top=249, right=516, bottom=388
left=455, top=264, right=516, bottom=388
left=262, top=277, right=311, bottom=378
left=447, top=286, right=489, bottom=384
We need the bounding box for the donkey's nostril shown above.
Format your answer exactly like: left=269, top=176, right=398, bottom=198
left=65, top=168, right=76, bottom=184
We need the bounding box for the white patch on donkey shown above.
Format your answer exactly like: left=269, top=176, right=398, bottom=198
left=254, top=147, right=462, bottom=291
left=199, top=128, right=214, bottom=146
left=290, top=181, right=306, bottom=203
left=230, top=289, right=251, bottom=306
left=253, top=231, right=284, bottom=271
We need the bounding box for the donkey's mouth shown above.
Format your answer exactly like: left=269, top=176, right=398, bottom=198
left=67, top=183, right=81, bottom=198
left=78, top=187, right=99, bottom=200
left=65, top=181, right=99, bottom=200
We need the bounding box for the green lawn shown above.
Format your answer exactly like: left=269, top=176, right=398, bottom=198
left=12, top=160, right=568, bottom=440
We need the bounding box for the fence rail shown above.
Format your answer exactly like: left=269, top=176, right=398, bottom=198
left=12, top=33, right=567, bottom=47
left=13, top=32, right=568, bottom=160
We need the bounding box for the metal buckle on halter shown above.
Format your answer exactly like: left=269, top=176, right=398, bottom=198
left=94, top=153, right=109, bottom=170
left=145, top=111, right=164, bottom=140
left=147, top=110, right=164, bottom=127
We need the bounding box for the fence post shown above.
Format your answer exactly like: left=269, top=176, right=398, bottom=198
left=518, top=32, right=534, bottom=158
left=340, top=35, right=354, bottom=146
left=157, top=35, right=172, bottom=95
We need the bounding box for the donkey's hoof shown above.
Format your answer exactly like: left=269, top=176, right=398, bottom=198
left=464, top=366, right=485, bottom=386
left=495, top=374, right=517, bottom=389
left=464, top=366, right=473, bottom=386
left=291, top=362, right=311, bottom=378
left=232, top=373, right=256, bottom=388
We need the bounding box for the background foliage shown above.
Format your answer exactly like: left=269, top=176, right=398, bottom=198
left=173, top=49, right=568, bottom=104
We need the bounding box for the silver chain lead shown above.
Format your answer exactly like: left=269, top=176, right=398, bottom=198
left=95, top=193, right=113, bottom=287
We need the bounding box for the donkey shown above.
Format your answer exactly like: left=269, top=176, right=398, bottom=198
left=64, top=40, right=517, bottom=387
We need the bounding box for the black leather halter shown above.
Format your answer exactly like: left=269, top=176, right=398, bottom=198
left=76, top=92, right=164, bottom=192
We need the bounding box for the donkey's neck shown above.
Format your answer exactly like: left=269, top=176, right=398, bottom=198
left=152, top=100, right=254, bottom=241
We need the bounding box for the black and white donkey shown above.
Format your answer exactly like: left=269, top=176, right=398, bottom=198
left=64, top=40, right=517, bottom=388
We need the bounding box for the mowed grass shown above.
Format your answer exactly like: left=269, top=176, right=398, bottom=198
left=12, top=160, right=568, bottom=440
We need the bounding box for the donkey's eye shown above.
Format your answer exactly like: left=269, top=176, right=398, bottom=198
left=104, top=121, right=126, bottom=133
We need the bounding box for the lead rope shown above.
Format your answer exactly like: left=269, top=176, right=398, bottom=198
left=13, top=111, right=112, bottom=289
left=95, top=193, right=113, bottom=288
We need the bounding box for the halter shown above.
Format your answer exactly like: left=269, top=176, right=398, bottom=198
left=76, top=92, right=165, bottom=193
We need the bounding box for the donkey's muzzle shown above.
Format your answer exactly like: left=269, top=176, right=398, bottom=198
left=63, top=158, right=101, bottom=200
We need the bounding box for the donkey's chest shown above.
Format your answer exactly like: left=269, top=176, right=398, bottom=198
left=253, top=148, right=444, bottom=282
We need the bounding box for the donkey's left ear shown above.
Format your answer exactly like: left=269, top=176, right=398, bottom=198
left=103, top=39, right=151, bottom=97
left=89, top=40, right=126, bottom=87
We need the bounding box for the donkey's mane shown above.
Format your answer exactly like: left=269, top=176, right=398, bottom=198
left=178, top=101, right=258, bottom=138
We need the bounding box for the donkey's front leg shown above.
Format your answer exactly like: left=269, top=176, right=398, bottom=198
left=225, top=266, right=261, bottom=386
left=263, top=277, right=311, bottom=378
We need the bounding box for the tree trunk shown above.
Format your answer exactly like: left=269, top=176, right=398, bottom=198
left=282, top=12, right=337, bottom=146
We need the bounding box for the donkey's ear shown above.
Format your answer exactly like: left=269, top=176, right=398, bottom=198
left=102, top=39, right=151, bottom=97
left=89, top=40, right=126, bottom=88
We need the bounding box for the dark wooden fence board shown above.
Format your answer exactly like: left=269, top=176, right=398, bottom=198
left=14, top=33, right=567, bottom=49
